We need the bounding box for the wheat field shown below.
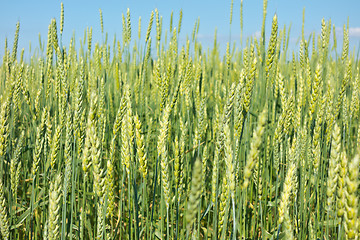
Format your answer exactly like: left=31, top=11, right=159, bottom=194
left=0, top=1, right=359, bottom=239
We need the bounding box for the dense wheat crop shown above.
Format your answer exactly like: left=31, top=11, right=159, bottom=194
left=0, top=1, right=359, bottom=239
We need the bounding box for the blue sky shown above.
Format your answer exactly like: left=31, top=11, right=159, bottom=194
left=0, top=0, right=359, bottom=58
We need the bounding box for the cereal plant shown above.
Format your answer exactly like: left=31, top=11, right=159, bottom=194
left=0, top=1, right=359, bottom=239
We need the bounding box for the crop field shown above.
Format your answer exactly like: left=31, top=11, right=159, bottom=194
left=0, top=0, right=359, bottom=239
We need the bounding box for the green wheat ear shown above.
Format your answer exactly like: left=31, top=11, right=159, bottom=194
left=265, top=13, right=278, bottom=83
left=10, top=130, right=25, bottom=198
left=134, top=114, right=147, bottom=179
left=126, top=8, right=132, bottom=44
left=145, top=11, right=154, bottom=44
left=10, top=21, right=20, bottom=64
left=278, top=140, right=297, bottom=226
left=0, top=177, right=9, bottom=240
left=344, top=154, right=359, bottom=239
left=158, top=104, right=171, bottom=209
left=186, top=158, right=202, bottom=232
left=0, top=99, right=10, bottom=159
left=99, top=8, right=104, bottom=34
left=48, top=173, right=62, bottom=240
left=60, top=2, right=64, bottom=35
left=327, top=123, right=341, bottom=208
left=243, top=107, right=267, bottom=189
left=178, top=9, right=183, bottom=34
